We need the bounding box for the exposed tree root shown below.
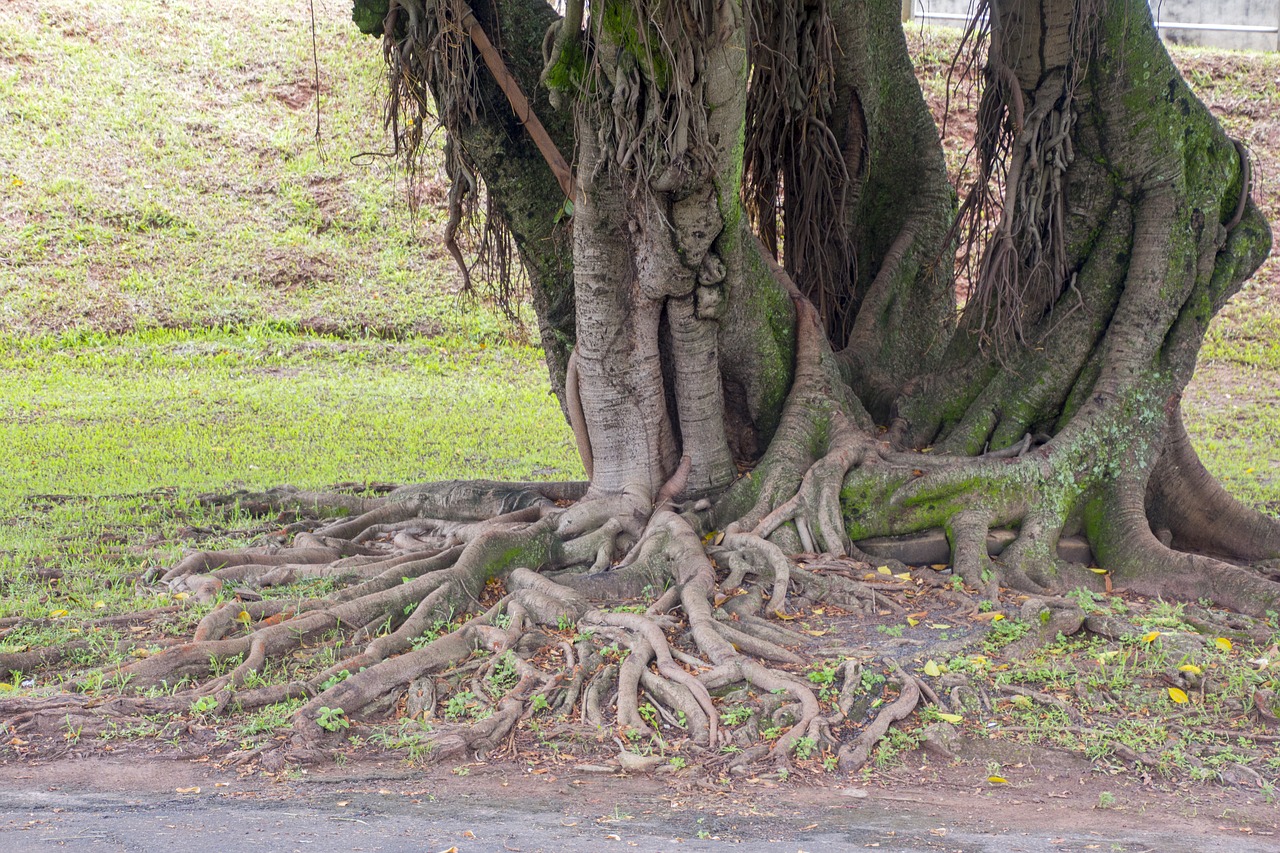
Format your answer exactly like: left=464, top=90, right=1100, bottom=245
left=7, top=309, right=1280, bottom=778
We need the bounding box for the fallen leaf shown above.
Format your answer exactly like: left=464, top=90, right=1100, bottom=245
left=235, top=610, right=251, bottom=624
left=1088, top=567, right=1108, bottom=574
left=987, top=775, right=1009, bottom=784
left=337, top=801, right=349, bottom=807
left=1168, top=687, right=1189, bottom=704
left=906, top=617, right=919, bottom=627
left=173, top=592, right=190, bottom=601
left=49, top=609, right=68, bottom=619
left=877, top=566, right=892, bottom=576
left=936, top=712, right=963, bottom=724
left=175, top=786, right=201, bottom=794
left=1141, top=631, right=1161, bottom=643
left=93, top=601, right=106, bottom=609
left=803, top=629, right=828, bottom=637
left=894, top=572, right=912, bottom=580
left=1214, top=637, right=1233, bottom=652
left=928, top=623, right=951, bottom=629
left=923, top=660, right=941, bottom=677
left=992, top=613, right=1005, bottom=622
left=460, top=830, right=476, bottom=838
left=1178, top=664, right=1202, bottom=675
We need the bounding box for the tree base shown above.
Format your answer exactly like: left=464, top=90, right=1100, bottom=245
left=3, top=454, right=1278, bottom=778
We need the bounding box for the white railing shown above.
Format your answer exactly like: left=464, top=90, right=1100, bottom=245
left=908, top=2, right=1280, bottom=48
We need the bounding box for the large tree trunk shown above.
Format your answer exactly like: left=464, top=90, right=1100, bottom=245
left=7, top=0, right=1276, bottom=772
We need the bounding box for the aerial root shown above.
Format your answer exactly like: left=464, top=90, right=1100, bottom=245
left=752, top=415, right=874, bottom=556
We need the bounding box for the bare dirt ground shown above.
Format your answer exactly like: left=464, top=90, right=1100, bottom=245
left=5, top=567, right=1278, bottom=849
left=2, top=748, right=1276, bottom=852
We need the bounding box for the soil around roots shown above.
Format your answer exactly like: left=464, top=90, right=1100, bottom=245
left=3, top=423, right=1280, bottom=788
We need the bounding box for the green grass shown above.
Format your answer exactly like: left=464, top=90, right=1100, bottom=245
left=0, top=327, right=580, bottom=621
left=0, top=0, right=575, bottom=630
left=0, top=0, right=512, bottom=340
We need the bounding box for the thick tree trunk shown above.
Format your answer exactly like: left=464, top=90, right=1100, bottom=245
left=19, top=0, right=1274, bottom=771
left=410, top=0, right=1276, bottom=605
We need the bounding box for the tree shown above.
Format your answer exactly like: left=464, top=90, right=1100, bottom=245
left=4, top=0, right=1274, bottom=770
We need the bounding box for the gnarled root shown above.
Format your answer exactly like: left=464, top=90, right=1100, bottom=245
left=3, top=458, right=991, bottom=776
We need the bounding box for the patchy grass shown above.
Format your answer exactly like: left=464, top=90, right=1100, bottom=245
left=0, top=0, right=516, bottom=341
left=0, top=328, right=580, bottom=627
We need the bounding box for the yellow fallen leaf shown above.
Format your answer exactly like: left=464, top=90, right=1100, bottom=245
left=93, top=601, right=106, bottom=609
left=175, top=786, right=201, bottom=794
left=236, top=610, right=252, bottom=624
left=1214, top=637, right=1233, bottom=652
left=1141, top=631, right=1161, bottom=643
left=992, top=613, right=1005, bottom=622
left=1178, top=664, right=1202, bottom=675
left=928, top=623, right=951, bottom=630
left=1089, top=567, right=1108, bottom=574
left=894, top=572, right=912, bottom=581
left=930, top=564, right=948, bottom=570
left=987, top=775, right=1009, bottom=784
left=173, top=592, right=190, bottom=601
left=1168, top=687, right=1189, bottom=704
left=923, top=660, right=941, bottom=677
left=907, top=617, right=920, bottom=627
left=49, top=609, right=68, bottom=619
left=877, top=566, right=892, bottom=576
left=937, top=712, right=963, bottom=724
left=803, top=629, right=828, bottom=637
